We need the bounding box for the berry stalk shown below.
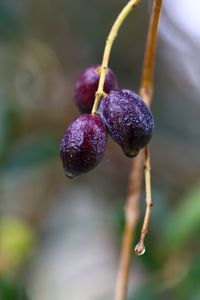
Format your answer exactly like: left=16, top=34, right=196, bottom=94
left=115, top=1, right=163, bottom=300
left=91, top=0, right=141, bottom=115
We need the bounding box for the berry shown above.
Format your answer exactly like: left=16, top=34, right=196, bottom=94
left=99, top=89, right=154, bottom=157
left=74, top=65, right=118, bottom=113
left=60, top=114, right=107, bottom=178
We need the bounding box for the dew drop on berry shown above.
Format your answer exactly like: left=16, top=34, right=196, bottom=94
left=63, top=169, right=75, bottom=179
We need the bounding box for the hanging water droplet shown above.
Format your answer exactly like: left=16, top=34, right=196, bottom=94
left=134, top=242, right=146, bottom=256
left=64, top=169, right=76, bottom=179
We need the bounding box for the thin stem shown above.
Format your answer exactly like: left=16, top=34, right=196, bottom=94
left=115, top=153, right=144, bottom=300
left=115, top=1, right=163, bottom=299
left=134, top=146, right=152, bottom=255
left=135, top=0, right=162, bottom=256
left=140, top=0, right=163, bottom=106
left=91, top=0, right=141, bottom=115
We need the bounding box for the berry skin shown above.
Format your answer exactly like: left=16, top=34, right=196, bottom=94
left=60, top=114, right=107, bottom=178
left=99, top=89, right=154, bottom=157
left=74, top=65, right=118, bottom=113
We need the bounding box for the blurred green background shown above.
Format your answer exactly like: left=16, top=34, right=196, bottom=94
left=0, top=0, right=200, bottom=299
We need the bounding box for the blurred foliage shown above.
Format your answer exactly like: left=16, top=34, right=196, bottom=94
left=0, top=218, right=35, bottom=276
left=0, top=277, right=29, bottom=300
left=0, top=3, right=23, bottom=40
left=0, top=102, right=20, bottom=162
left=162, top=185, right=200, bottom=252
left=1, top=135, right=58, bottom=174
left=128, top=184, right=200, bottom=299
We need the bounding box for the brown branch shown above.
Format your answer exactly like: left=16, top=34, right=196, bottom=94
left=115, top=153, right=144, bottom=300
left=114, top=1, right=163, bottom=300
left=140, top=0, right=163, bottom=106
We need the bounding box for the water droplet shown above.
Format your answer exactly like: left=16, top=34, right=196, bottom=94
left=134, top=242, right=146, bottom=256
left=64, top=169, right=76, bottom=179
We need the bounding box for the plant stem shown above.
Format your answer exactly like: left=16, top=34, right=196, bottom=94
left=115, top=154, right=144, bottom=300
left=135, top=0, right=163, bottom=256
left=114, top=0, right=163, bottom=299
left=134, top=146, right=152, bottom=255
left=91, top=0, right=141, bottom=115
left=139, top=0, right=163, bottom=106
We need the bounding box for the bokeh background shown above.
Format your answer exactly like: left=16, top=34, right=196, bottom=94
left=0, top=0, right=200, bottom=299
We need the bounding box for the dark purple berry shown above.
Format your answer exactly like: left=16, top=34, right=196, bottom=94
left=74, top=65, right=118, bottom=113
left=99, top=89, right=154, bottom=157
left=60, top=114, right=107, bottom=178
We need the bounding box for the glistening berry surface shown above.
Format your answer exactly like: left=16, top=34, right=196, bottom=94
left=60, top=114, right=107, bottom=178
left=99, top=89, right=154, bottom=157
left=74, top=65, right=118, bottom=113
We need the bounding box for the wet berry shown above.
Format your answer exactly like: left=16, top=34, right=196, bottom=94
left=74, top=65, right=118, bottom=113
left=60, top=114, right=107, bottom=178
left=99, top=89, right=154, bottom=157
